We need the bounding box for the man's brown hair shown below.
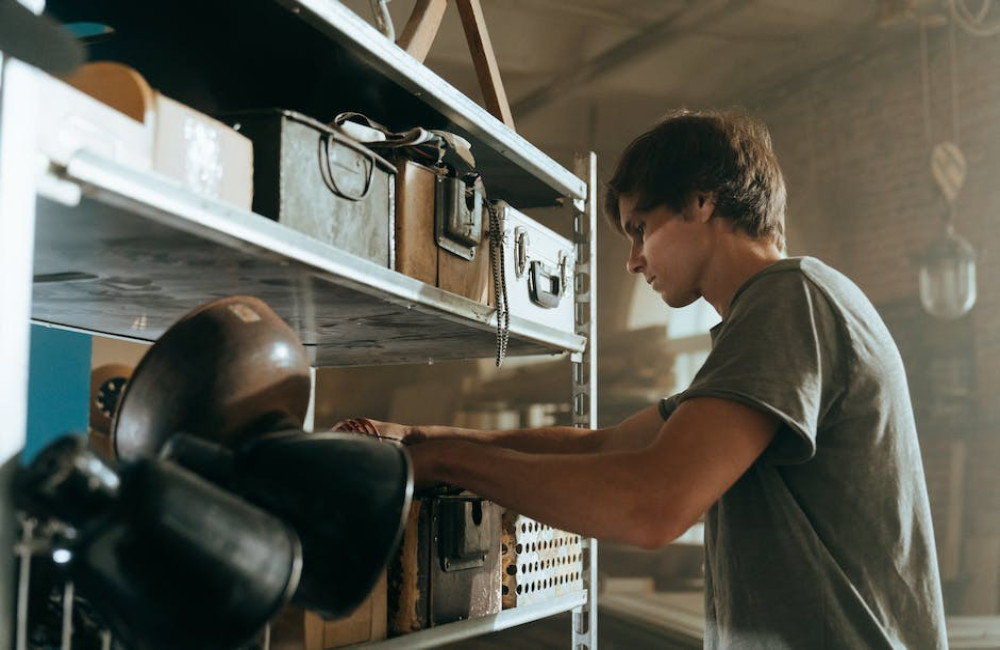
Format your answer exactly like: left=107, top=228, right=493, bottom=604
left=603, top=109, right=786, bottom=251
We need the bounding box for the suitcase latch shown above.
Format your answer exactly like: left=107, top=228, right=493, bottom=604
left=435, top=176, right=483, bottom=261
left=528, top=257, right=567, bottom=308
left=438, top=498, right=490, bottom=572
left=514, top=227, right=529, bottom=278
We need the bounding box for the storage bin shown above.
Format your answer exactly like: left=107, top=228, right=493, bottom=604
left=230, top=110, right=396, bottom=268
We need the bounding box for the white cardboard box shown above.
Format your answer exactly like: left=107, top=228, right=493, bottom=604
left=66, top=62, right=253, bottom=210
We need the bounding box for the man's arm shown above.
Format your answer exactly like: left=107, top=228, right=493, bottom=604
left=340, top=404, right=666, bottom=454
left=409, top=396, right=779, bottom=549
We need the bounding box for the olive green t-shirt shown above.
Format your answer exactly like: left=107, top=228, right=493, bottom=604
left=661, top=257, right=947, bottom=649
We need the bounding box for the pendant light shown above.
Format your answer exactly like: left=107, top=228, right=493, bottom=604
left=914, top=17, right=978, bottom=320
left=917, top=141, right=978, bottom=319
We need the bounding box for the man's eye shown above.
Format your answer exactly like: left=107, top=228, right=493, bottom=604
left=635, top=224, right=645, bottom=238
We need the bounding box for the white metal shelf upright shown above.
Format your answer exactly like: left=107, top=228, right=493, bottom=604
left=0, top=53, right=42, bottom=650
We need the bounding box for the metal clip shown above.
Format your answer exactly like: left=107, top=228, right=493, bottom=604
left=514, top=227, right=529, bottom=279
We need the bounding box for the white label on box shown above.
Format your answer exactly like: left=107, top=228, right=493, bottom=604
left=183, top=116, right=223, bottom=199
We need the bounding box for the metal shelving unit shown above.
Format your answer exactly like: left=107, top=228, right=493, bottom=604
left=1, top=1, right=598, bottom=648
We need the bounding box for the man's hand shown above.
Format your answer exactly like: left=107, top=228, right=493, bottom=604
left=330, top=418, right=422, bottom=444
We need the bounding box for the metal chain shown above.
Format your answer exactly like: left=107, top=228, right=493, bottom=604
left=487, top=200, right=510, bottom=366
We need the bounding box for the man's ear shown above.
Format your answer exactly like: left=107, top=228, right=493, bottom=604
left=693, top=192, right=716, bottom=222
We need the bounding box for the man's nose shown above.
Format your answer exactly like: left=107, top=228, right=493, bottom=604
left=626, top=244, right=643, bottom=274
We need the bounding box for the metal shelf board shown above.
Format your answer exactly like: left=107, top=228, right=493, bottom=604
left=277, top=0, right=588, bottom=205
left=361, top=592, right=587, bottom=650
left=32, top=152, right=586, bottom=366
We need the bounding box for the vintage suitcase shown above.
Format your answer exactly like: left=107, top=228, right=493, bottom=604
left=37, top=71, right=152, bottom=172
left=66, top=62, right=253, bottom=209
left=494, top=201, right=576, bottom=333
left=394, top=159, right=491, bottom=303
left=229, top=110, right=396, bottom=269
left=389, top=493, right=502, bottom=635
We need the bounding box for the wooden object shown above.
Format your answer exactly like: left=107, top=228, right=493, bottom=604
left=454, top=0, right=515, bottom=130
left=389, top=500, right=427, bottom=634
left=394, top=159, right=438, bottom=285
left=397, top=0, right=448, bottom=63
left=438, top=231, right=491, bottom=305
left=396, top=0, right=515, bottom=130
left=270, top=572, right=388, bottom=649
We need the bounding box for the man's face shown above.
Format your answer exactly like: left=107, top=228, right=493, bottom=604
left=618, top=194, right=711, bottom=309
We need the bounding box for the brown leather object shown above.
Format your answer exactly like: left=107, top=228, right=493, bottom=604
left=111, top=295, right=311, bottom=461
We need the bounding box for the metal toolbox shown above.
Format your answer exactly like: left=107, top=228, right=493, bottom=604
left=395, top=158, right=491, bottom=304
left=388, top=493, right=501, bottom=635
left=494, top=201, right=576, bottom=333
left=230, top=110, right=396, bottom=268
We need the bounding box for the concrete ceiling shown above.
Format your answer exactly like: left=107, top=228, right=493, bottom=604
left=341, top=0, right=908, bottom=161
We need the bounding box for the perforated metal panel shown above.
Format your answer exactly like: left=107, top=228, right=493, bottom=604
left=501, top=512, right=584, bottom=609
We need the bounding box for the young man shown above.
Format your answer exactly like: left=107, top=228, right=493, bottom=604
left=337, top=110, right=948, bottom=648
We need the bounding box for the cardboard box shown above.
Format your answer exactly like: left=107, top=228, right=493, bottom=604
left=271, top=571, right=388, bottom=650
left=66, top=62, right=254, bottom=210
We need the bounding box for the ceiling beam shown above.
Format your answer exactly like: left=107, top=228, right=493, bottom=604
left=511, top=0, right=755, bottom=120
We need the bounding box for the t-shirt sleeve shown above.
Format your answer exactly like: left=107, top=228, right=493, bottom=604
left=675, top=271, right=842, bottom=465
left=659, top=393, right=682, bottom=420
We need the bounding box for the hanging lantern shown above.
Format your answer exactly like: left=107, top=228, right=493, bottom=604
left=917, top=141, right=978, bottom=319
left=917, top=223, right=977, bottom=319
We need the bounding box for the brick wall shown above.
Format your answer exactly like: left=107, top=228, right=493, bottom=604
left=757, top=25, right=1000, bottom=613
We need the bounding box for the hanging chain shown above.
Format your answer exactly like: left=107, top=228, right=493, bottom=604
left=487, top=200, right=510, bottom=366
left=948, top=14, right=961, bottom=144
left=920, top=21, right=933, bottom=148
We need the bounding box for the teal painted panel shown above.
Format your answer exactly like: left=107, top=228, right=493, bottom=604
left=25, top=325, right=90, bottom=463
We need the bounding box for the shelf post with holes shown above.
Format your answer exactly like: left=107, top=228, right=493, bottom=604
left=572, top=151, right=599, bottom=650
